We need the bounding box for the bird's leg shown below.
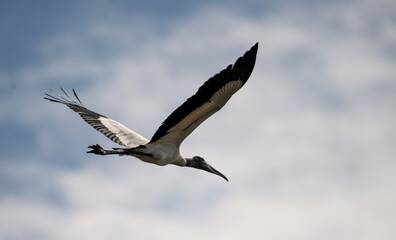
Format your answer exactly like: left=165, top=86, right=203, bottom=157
left=87, top=144, right=120, bottom=155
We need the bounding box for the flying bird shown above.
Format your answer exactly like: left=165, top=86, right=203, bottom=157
left=45, top=43, right=258, bottom=181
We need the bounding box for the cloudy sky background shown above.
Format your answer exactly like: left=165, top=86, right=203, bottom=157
left=1, top=0, right=396, bottom=239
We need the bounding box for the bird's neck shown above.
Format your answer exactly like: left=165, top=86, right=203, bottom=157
left=171, top=156, right=188, bottom=166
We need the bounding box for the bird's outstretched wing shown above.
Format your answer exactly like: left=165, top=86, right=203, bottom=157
left=149, top=43, right=258, bottom=145
left=44, top=89, right=149, bottom=147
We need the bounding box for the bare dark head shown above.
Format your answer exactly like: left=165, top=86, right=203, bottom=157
left=186, top=156, right=228, bottom=181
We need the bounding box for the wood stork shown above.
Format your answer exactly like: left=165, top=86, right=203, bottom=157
left=45, top=43, right=258, bottom=181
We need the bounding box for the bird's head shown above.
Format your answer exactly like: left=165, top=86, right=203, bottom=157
left=186, top=156, right=228, bottom=181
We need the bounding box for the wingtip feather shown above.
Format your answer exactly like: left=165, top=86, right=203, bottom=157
left=72, top=88, right=84, bottom=106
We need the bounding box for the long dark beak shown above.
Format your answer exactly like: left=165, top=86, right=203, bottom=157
left=202, top=162, right=229, bottom=182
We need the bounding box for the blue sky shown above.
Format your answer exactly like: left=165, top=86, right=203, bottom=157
left=1, top=0, right=396, bottom=239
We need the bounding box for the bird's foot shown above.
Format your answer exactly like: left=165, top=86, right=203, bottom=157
left=87, top=144, right=107, bottom=155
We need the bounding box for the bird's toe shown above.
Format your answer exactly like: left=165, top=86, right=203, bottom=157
left=87, top=144, right=106, bottom=155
